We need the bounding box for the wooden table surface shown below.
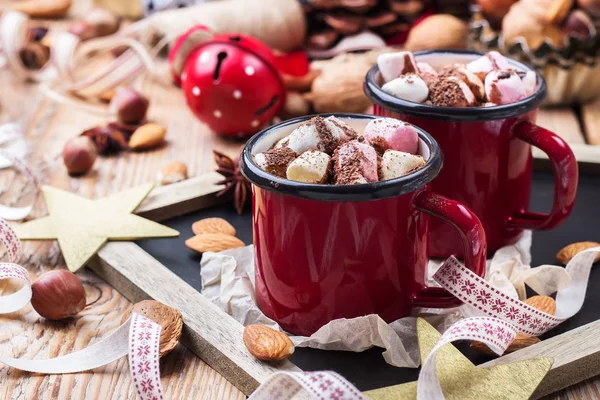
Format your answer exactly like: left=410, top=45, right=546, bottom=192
left=1, top=4, right=600, bottom=400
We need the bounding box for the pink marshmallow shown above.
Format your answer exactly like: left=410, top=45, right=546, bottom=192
left=484, top=71, right=527, bottom=105
left=417, top=62, right=438, bottom=76
left=521, top=70, right=537, bottom=97
left=377, top=51, right=418, bottom=82
left=335, top=141, right=379, bottom=184
left=364, top=118, right=419, bottom=154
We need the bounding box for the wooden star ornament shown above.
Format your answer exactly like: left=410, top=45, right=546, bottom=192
left=364, top=318, right=553, bottom=400
left=14, top=184, right=179, bottom=272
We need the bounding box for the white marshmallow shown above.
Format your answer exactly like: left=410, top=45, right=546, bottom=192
left=324, top=116, right=357, bottom=142
left=381, top=150, right=425, bottom=181
left=457, top=66, right=485, bottom=100
left=377, top=51, right=418, bottom=83
left=449, top=77, right=477, bottom=106
left=286, top=150, right=331, bottom=183
left=466, top=51, right=510, bottom=81
left=382, top=74, right=429, bottom=103
left=254, top=152, right=269, bottom=169
left=285, top=123, right=322, bottom=154
left=274, top=136, right=289, bottom=148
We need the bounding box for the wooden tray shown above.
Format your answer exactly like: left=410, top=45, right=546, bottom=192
left=86, top=168, right=600, bottom=399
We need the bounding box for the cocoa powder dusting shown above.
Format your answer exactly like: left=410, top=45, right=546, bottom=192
left=333, top=142, right=365, bottom=184
left=264, top=147, right=297, bottom=178
left=369, top=136, right=389, bottom=155
left=429, top=77, right=469, bottom=108
left=328, top=118, right=358, bottom=140
left=312, top=117, right=339, bottom=154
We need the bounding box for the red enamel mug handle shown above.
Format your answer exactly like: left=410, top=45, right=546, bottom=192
left=412, top=191, right=487, bottom=308
left=509, top=121, right=578, bottom=230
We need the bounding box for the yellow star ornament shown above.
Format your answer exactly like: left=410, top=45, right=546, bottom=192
left=364, top=318, right=552, bottom=400
left=14, top=184, right=179, bottom=272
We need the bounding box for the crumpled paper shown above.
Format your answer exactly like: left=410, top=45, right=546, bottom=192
left=200, top=231, right=568, bottom=368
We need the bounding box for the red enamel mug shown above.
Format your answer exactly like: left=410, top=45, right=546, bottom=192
left=240, top=114, right=487, bottom=336
left=364, top=50, right=578, bottom=258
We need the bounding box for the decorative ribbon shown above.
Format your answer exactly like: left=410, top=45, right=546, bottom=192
left=0, top=123, right=39, bottom=220
left=0, top=216, right=164, bottom=399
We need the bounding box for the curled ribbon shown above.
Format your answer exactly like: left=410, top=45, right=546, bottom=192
left=0, top=216, right=164, bottom=400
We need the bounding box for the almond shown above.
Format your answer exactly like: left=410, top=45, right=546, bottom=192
left=556, top=241, right=600, bottom=265
left=129, top=123, right=166, bottom=150
left=525, top=295, right=556, bottom=316
left=157, top=161, right=188, bottom=185
left=471, top=333, right=541, bottom=355
left=121, top=300, right=183, bottom=357
left=243, top=324, right=295, bottom=361
left=185, top=233, right=244, bottom=253
left=192, top=218, right=236, bottom=236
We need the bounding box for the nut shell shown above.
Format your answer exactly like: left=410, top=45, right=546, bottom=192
left=31, top=270, right=86, bottom=320
left=243, top=324, right=295, bottom=361
left=525, top=295, right=557, bottom=315
left=556, top=241, right=600, bottom=264
left=185, top=233, right=244, bottom=253
left=110, top=88, right=149, bottom=124
left=405, top=14, right=467, bottom=51
left=62, top=136, right=97, bottom=176
left=129, top=123, right=166, bottom=150
left=121, top=300, right=183, bottom=357
left=191, top=218, right=236, bottom=236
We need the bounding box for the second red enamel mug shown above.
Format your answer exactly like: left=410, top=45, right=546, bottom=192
left=364, top=50, right=578, bottom=258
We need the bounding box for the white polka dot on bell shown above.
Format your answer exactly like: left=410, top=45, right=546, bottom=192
left=233, top=90, right=242, bottom=99
left=192, top=87, right=200, bottom=96
left=214, top=110, right=222, bottom=118
left=200, top=52, right=210, bottom=63
left=245, top=66, right=255, bottom=76
left=251, top=120, right=260, bottom=128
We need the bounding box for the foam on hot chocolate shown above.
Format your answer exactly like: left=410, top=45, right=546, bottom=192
left=378, top=50, right=536, bottom=107
left=254, top=116, right=426, bottom=185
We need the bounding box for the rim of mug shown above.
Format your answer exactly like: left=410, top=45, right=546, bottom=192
left=363, top=49, right=547, bottom=122
left=240, top=113, right=442, bottom=202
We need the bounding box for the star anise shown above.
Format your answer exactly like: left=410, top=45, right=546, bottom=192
left=214, top=150, right=251, bottom=215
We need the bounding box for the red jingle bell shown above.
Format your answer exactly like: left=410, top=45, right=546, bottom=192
left=173, top=33, right=286, bottom=137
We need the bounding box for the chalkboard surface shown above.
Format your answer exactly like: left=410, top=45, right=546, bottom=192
left=137, top=171, right=600, bottom=391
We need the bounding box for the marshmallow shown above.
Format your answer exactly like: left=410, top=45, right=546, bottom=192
left=334, top=141, right=378, bottom=184
left=429, top=77, right=477, bottom=107
left=380, top=150, right=426, bottom=180
left=286, top=150, right=331, bottom=183
left=377, top=51, right=418, bottom=82
left=323, top=116, right=358, bottom=142
left=417, top=62, right=438, bottom=76
left=520, top=70, right=537, bottom=97
left=254, top=147, right=298, bottom=178
left=442, top=65, right=486, bottom=100
left=363, top=118, right=419, bottom=154
left=285, top=116, right=356, bottom=155
left=484, top=70, right=527, bottom=105
left=382, top=74, right=429, bottom=103
left=466, top=51, right=511, bottom=81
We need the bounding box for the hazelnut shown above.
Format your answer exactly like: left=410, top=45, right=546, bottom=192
left=110, top=87, right=149, bottom=124
left=31, top=270, right=86, bottom=320
left=62, top=136, right=97, bottom=176
left=563, top=10, right=595, bottom=40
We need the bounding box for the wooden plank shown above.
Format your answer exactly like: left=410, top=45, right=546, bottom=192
left=88, top=242, right=301, bottom=396
left=536, top=108, right=585, bottom=144
left=135, top=172, right=226, bottom=222
left=481, top=320, right=600, bottom=399
left=581, top=97, right=600, bottom=145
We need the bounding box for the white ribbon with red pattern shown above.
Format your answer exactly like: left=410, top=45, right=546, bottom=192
left=0, top=215, right=164, bottom=400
